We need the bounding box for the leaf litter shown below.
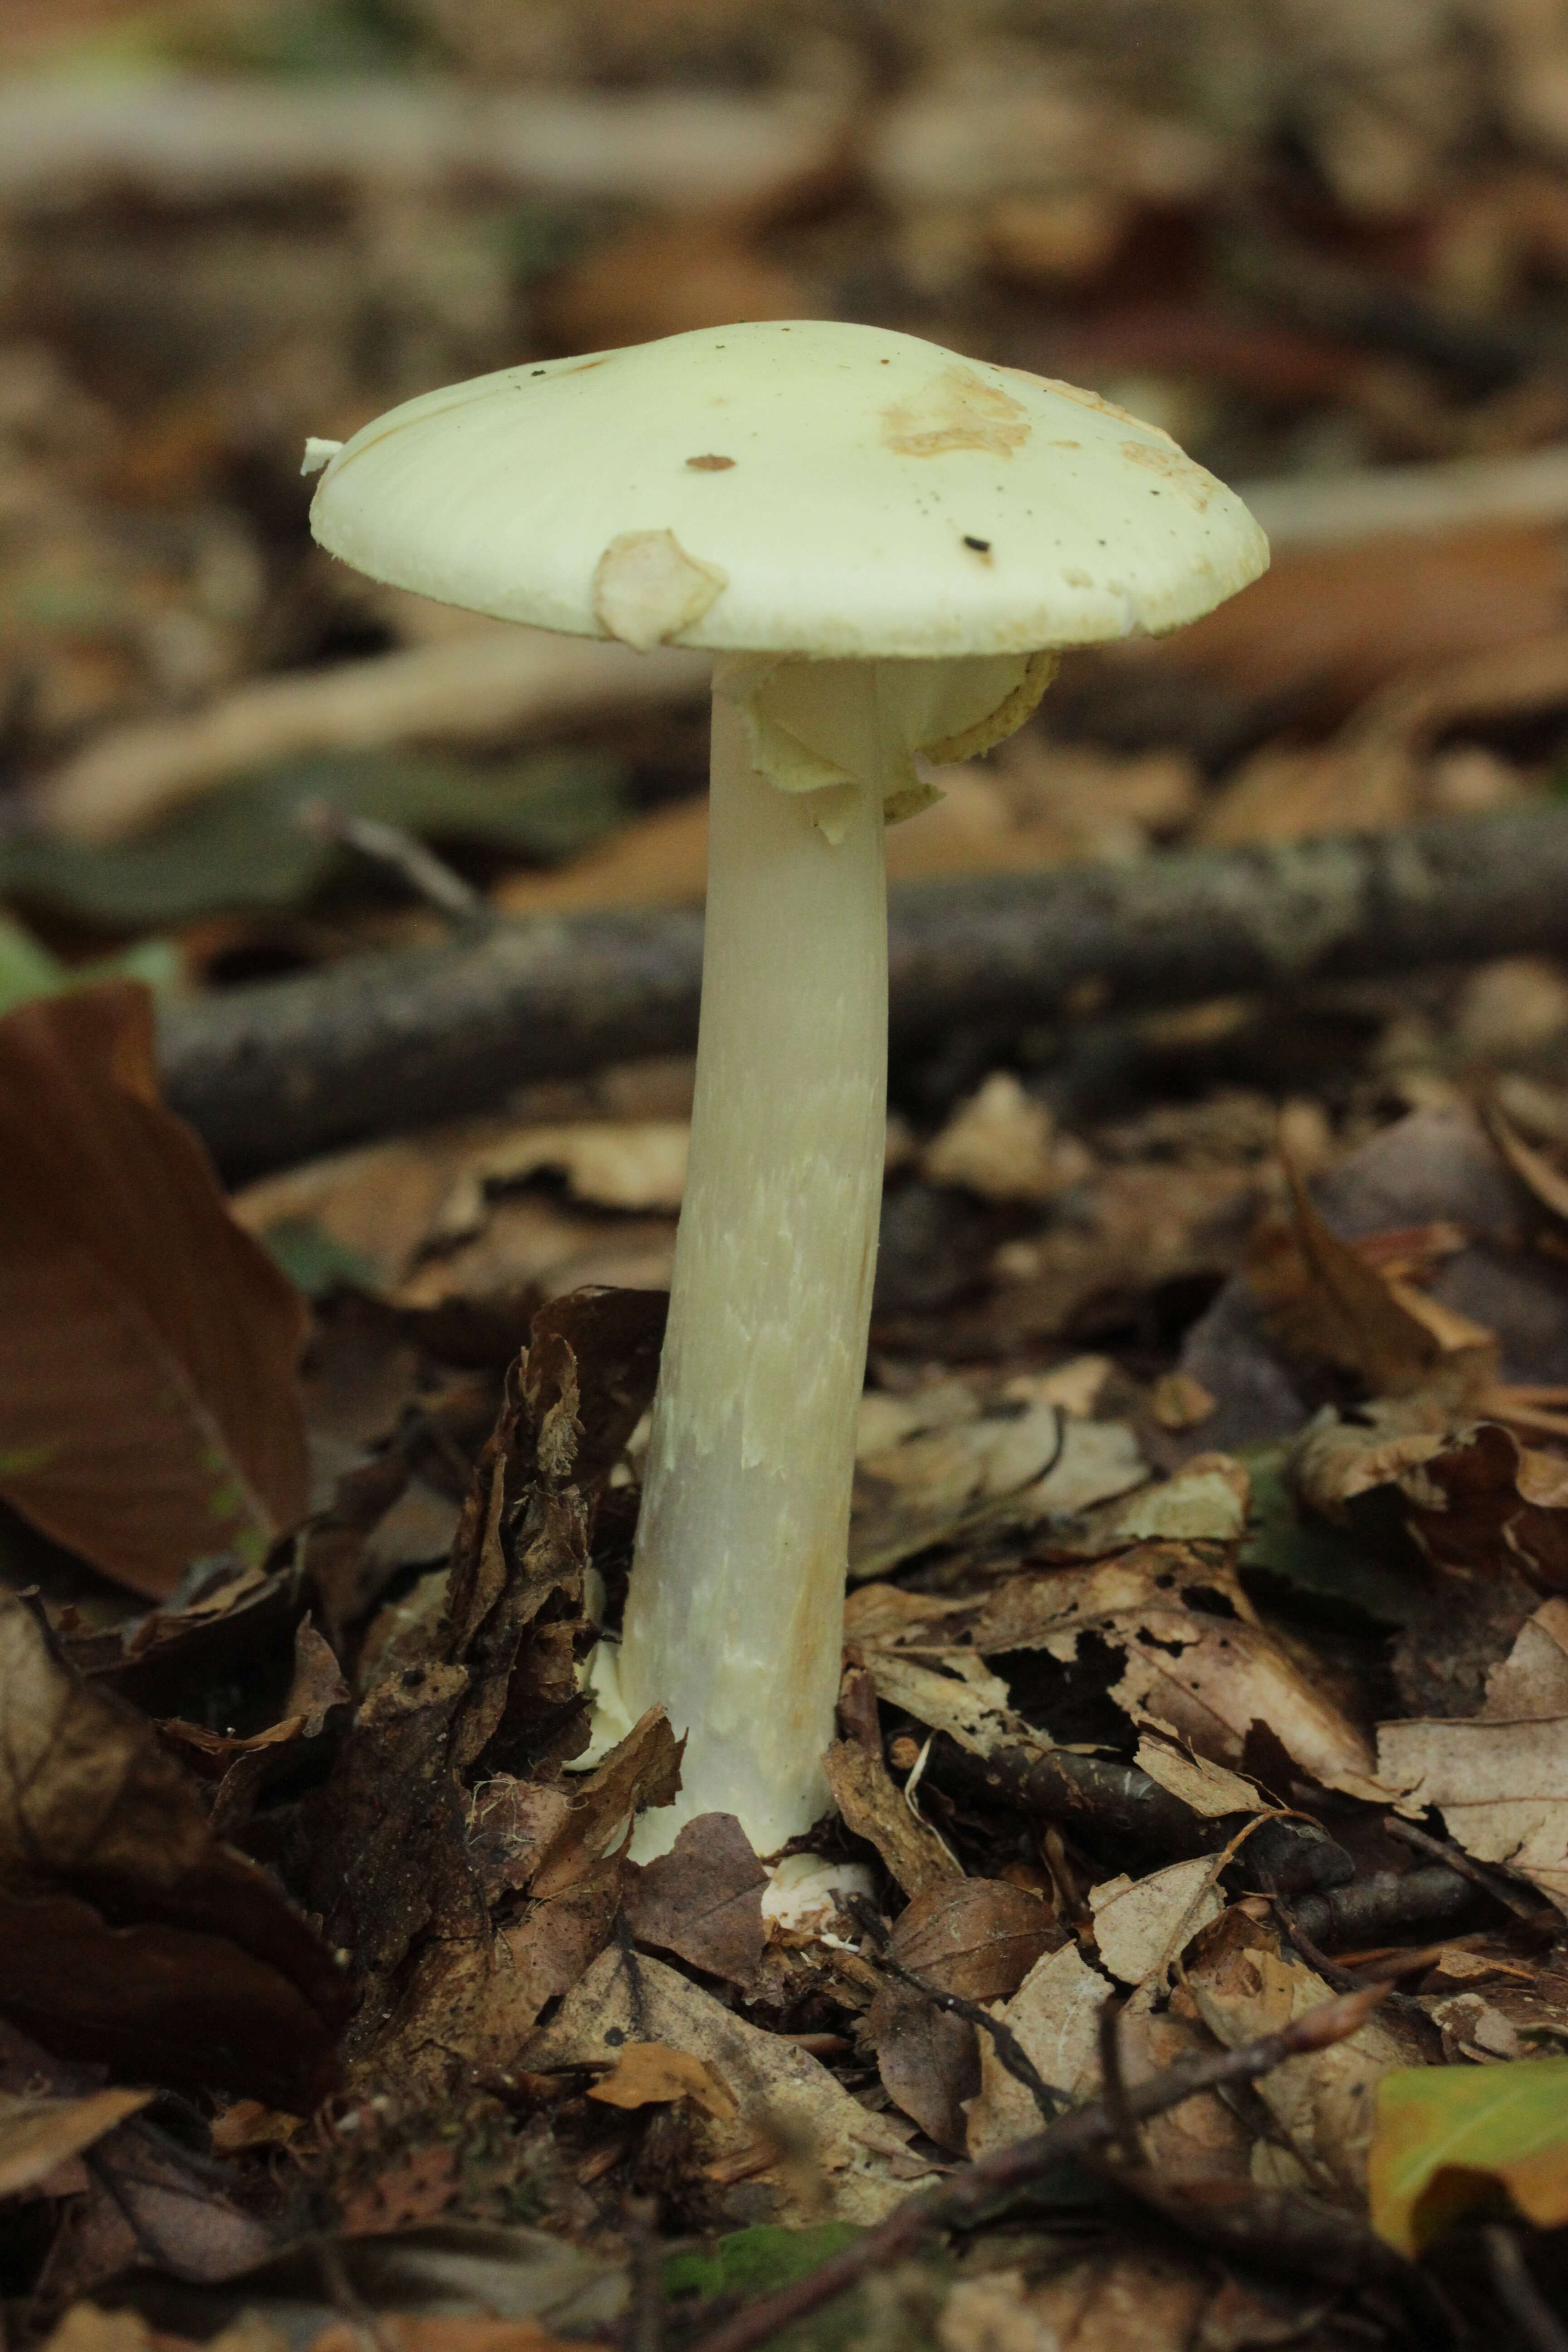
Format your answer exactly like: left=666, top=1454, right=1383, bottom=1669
left=20, top=8, right=1568, bottom=2347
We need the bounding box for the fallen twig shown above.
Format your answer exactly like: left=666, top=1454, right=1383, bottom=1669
left=923, top=1734, right=1352, bottom=1898
left=684, top=1984, right=1390, bottom=2352
left=0, top=76, right=844, bottom=216
left=161, top=806, right=1568, bottom=1174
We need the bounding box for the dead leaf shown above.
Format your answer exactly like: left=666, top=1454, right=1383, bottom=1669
left=1379, top=1602, right=1568, bottom=1911
left=986, top=1162, right=1262, bottom=1343
left=586, top=2042, right=738, bottom=2122
left=823, top=1739, right=963, bottom=1898
left=0, top=2087, right=148, bottom=2198
left=0, top=983, right=309, bottom=1596
left=1185, top=1910, right=1421, bottom=2199
left=921, top=1073, right=1089, bottom=1203
left=527, top=1946, right=934, bottom=2222
left=622, top=1811, right=767, bottom=1987
left=0, top=1588, right=348, bottom=2107
left=1089, top=1857, right=1225, bottom=1986
left=889, top=1879, right=1058, bottom=2002
left=1248, top=1159, right=1496, bottom=1400
left=864, top=1986, right=978, bottom=2154
left=965, top=1941, right=1108, bottom=2156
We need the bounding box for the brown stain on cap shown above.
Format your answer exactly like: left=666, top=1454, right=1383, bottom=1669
left=882, top=365, right=1031, bottom=459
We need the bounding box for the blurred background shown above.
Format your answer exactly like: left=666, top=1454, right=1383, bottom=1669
left=13, top=0, right=1568, bottom=1341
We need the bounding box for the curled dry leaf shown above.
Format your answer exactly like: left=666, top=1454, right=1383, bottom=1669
left=304, top=1289, right=674, bottom=2090
left=823, top=1738, right=963, bottom=1899
left=1299, top=1409, right=1568, bottom=1595
left=0, top=1589, right=348, bottom=2108
left=1247, top=1158, right=1496, bottom=1402
left=0, top=982, right=309, bottom=1597
left=585, top=2042, right=738, bottom=2122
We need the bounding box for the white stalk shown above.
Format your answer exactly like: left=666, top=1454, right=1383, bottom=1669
left=617, top=659, right=889, bottom=1856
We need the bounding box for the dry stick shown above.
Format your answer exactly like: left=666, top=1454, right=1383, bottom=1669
left=685, top=1984, right=1389, bottom=2352
left=295, top=799, right=490, bottom=929
left=1382, top=1814, right=1546, bottom=1923
left=162, top=804, right=1568, bottom=1175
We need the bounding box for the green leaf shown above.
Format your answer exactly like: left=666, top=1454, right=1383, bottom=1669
left=0, top=912, right=182, bottom=1020
left=1369, top=2058, right=1568, bottom=2253
left=0, top=747, right=629, bottom=930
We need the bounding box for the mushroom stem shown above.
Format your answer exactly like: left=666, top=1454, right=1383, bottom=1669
left=617, top=661, right=889, bottom=1857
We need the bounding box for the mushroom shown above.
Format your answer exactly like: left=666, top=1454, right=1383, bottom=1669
left=306, top=318, right=1267, bottom=1857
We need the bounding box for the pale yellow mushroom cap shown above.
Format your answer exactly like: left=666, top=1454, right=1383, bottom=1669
left=308, top=318, right=1267, bottom=662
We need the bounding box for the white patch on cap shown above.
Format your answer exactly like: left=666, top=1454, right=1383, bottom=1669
left=592, top=529, right=728, bottom=652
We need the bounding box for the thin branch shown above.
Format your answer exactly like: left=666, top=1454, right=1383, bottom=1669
left=161, top=806, right=1568, bottom=1176
left=685, top=1984, right=1390, bottom=2352
left=296, top=799, right=490, bottom=929
left=1382, top=1815, right=1545, bottom=1923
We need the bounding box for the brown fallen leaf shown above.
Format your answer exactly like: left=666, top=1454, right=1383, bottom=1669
left=1380, top=1600, right=1568, bottom=1912
left=0, top=2087, right=148, bottom=2199
left=622, top=1810, right=767, bottom=1986
left=0, top=1588, right=348, bottom=2107
left=1184, top=1909, right=1424, bottom=2199
left=856, top=1543, right=1382, bottom=1798
left=1295, top=1408, right=1568, bottom=1592
left=965, top=1941, right=1107, bottom=2157
left=1248, top=1157, right=1497, bottom=1401
left=888, top=1878, right=1058, bottom=2001
left=823, top=1738, right=963, bottom=1899
left=527, top=1947, right=934, bottom=2223
left=585, top=2041, right=738, bottom=2122
left=1088, top=1857, right=1225, bottom=1987
left=863, top=1983, right=979, bottom=2154
left=0, top=982, right=309, bottom=1597
left=311, top=1287, right=669, bottom=2056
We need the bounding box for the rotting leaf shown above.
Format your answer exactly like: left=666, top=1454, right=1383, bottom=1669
left=0, top=982, right=309, bottom=1597
left=0, top=1589, right=349, bottom=2107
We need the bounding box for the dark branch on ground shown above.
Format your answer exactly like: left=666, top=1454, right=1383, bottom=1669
left=160, top=806, right=1568, bottom=1173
